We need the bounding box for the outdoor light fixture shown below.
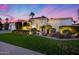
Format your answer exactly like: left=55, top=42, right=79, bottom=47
left=32, top=25, right=35, bottom=28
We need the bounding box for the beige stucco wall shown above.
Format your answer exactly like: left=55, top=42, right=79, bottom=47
left=32, top=18, right=48, bottom=30
left=48, top=19, right=73, bottom=31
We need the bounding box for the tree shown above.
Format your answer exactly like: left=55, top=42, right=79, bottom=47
left=41, top=25, right=52, bottom=35
left=15, top=22, right=22, bottom=30
left=62, top=30, right=73, bottom=38
left=29, top=12, right=35, bottom=18
left=41, top=25, right=45, bottom=31
left=41, top=16, right=47, bottom=18
left=23, top=22, right=30, bottom=26
left=31, top=28, right=37, bottom=34
left=22, top=22, right=31, bottom=30
left=45, top=25, right=52, bottom=29
left=5, top=18, right=8, bottom=22
left=4, top=18, right=9, bottom=30
left=0, top=18, right=3, bottom=30
left=45, top=25, right=52, bottom=34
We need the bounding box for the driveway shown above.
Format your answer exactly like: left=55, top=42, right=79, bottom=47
left=0, top=30, right=12, bottom=34
left=0, top=42, right=43, bottom=55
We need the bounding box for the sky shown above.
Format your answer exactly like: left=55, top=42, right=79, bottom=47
left=0, top=4, right=79, bottom=21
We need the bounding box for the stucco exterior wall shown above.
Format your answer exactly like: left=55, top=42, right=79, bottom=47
left=48, top=19, right=73, bottom=31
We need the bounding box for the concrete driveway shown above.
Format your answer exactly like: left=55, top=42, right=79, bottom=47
left=0, top=42, right=43, bottom=55
left=0, top=30, right=12, bottom=34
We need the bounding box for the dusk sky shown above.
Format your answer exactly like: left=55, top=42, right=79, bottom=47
left=0, top=4, right=79, bottom=21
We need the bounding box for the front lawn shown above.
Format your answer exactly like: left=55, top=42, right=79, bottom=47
left=0, top=33, right=79, bottom=55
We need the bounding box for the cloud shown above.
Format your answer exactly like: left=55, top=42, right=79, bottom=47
left=35, top=5, right=78, bottom=21
left=49, top=9, right=77, bottom=20
left=36, top=5, right=54, bottom=17
left=0, top=4, right=8, bottom=11
left=0, top=13, right=14, bottom=20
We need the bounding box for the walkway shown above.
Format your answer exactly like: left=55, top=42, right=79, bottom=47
left=0, top=42, right=43, bottom=55
left=36, top=35, right=79, bottom=40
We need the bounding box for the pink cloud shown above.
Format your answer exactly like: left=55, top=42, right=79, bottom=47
left=36, top=5, right=78, bottom=21
left=49, top=9, right=77, bottom=21
left=0, top=19, right=18, bottom=22
left=0, top=4, right=8, bottom=10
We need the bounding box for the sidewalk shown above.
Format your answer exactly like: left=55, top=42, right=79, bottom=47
left=0, top=42, right=43, bottom=55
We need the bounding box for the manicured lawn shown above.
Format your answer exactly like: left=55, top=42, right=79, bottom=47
left=0, top=33, right=79, bottom=55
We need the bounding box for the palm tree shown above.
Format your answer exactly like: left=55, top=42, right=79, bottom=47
left=4, top=18, right=9, bottom=30
left=29, top=12, right=35, bottom=18
left=5, top=18, right=9, bottom=22
left=0, top=18, right=3, bottom=30
left=0, top=18, right=2, bottom=20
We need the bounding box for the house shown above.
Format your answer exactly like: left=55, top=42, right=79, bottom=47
left=9, top=22, right=16, bottom=30
left=48, top=17, right=73, bottom=31
left=9, top=19, right=27, bottom=30
left=29, top=16, right=48, bottom=30
left=8, top=17, right=74, bottom=32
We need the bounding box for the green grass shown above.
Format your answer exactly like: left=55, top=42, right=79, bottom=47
left=0, top=33, right=79, bottom=55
